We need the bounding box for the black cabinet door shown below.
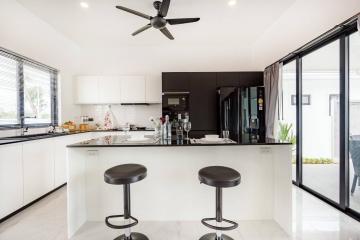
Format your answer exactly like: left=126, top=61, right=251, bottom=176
left=238, top=72, right=263, bottom=87
left=189, top=73, right=217, bottom=131
left=162, top=72, right=190, bottom=92
left=216, top=72, right=239, bottom=87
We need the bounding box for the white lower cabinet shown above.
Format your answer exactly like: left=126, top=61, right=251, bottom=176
left=0, top=144, right=23, bottom=219
left=53, top=137, right=68, bottom=188
left=1, top=132, right=158, bottom=219
left=23, top=139, right=55, bottom=205
left=53, top=133, right=93, bottom=188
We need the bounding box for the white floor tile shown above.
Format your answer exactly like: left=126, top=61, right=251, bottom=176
left=0, top=186, right=360, bottom=240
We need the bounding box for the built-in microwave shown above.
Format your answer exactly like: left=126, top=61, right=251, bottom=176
left=162, top=92, right=190, bottom=121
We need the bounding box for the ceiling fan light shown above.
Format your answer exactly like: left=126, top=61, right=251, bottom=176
left=228, top=0, right=237, bottom=6
left=80, top=2, right=89, bottom=9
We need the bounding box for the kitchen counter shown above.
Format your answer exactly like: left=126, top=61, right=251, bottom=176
left=67, top=135, right=290, bottom=147
left=0, top=129, right=154, bottom=146
left=67, top=137, right=293, bottom=238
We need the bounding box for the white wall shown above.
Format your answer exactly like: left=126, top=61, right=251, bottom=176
left=80, top=104, right=161, bottom=128
left=0, top=0, right=81, bottom=124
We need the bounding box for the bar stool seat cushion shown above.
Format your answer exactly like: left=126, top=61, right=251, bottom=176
left=199, top=166, right=241, bottom=188
left=104, top=164, right=147, bottom=185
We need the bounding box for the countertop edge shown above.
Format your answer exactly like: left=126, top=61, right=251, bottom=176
left=0, top=130, right=154, bottom=146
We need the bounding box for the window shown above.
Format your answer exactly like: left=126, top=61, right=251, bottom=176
left=0, top=49, right=58, bottom=128
left=0, top=54, right=18, bottom=126
left=24, top=64, right=52, bottom=124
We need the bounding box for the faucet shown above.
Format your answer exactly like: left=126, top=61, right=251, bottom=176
left=20, top=127, right=29, bottom=136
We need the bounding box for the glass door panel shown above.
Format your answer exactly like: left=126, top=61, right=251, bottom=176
left=281, top=61, right=297, bottom=181
left=302, top=40, right=340, bottom=203
left=349, top=32, right=360, bottom=213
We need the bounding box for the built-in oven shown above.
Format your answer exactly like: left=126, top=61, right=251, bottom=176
left=162, top=92, right=190, bottom=121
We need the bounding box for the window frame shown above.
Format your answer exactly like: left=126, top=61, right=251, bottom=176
left=0, top=48, right=58, bottom=130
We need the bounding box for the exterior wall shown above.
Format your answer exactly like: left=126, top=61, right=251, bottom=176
left=281, top=71, right=360, bottom=160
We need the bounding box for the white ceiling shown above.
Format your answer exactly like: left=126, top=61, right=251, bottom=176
left=14, top=0, right=360, bottom=71
left=16, top=0, right=296, bottom=47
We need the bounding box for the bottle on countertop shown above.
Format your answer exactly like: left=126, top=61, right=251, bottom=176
left=175, top=113, right=184, bottom=140
left=162, top=115, right=172, bottom=140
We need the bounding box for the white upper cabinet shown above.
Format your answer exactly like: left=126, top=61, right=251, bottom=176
left=75, top=75, right=161, bottom=104
left=120, top=76, right=146, bottom=103
left=75, top=76, right=99, bottom=104
left=98, top=76, right=121, bottom=104
left=146, top=76, right=162, bottom=103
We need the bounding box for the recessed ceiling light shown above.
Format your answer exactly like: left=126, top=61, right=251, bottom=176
left=228, top=0, right=237, bottom=6
left=80, top=2, right=89, bottom=8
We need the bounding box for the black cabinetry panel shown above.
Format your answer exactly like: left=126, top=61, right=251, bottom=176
left=162, top=71, right=263, bottom=134
left=216, top=72, right=264, bottom=87
left=189, top=73, right=217, bottom=131
left=238, top=72, right=263, bottom=87
left=162, top=72, right=190, bottom=91
left=216, top=72, right=239, bottom=87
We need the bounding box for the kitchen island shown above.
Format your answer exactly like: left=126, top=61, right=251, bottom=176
left=66, top=135, right=292, bottom=239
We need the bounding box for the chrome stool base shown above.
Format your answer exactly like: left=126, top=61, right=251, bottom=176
left=114, top=232, right=149, bottom=240
left=199, top=233, right=234, bottom=240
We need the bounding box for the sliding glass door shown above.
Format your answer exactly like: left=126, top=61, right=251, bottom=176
left=280, top=18, right=360, bottom=220
left=301, top=40, right=340, bottom=203
left=349, top=32, right=360, bottom=213
left=281, top=61, right=297, bottom=181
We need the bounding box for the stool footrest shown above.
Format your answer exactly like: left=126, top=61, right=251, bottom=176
left=201, top=217, right=238, bottom=231
left=105, top=214, right=138, bottom=229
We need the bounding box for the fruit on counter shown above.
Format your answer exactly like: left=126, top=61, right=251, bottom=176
left=62, top=121, right=76, bottom=132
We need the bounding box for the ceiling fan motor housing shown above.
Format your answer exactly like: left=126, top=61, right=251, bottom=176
left=151, top=16, right=167, bottom=29
left=153, top=1, right=162, bottom=10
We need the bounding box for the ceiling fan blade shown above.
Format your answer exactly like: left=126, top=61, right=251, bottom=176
left=132, top=24, right=152, bottom=36
left=116, top=6, right=151, bottom=20
left=159, top=0, right=171, bottom=17
left=160, top=27, right=174, bottom=40
left=167, top=18, right=200, bottom=25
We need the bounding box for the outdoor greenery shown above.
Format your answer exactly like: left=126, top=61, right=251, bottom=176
left=278, top=122, right=296, bottom=144
left=292, top=158, right=335, bottom=164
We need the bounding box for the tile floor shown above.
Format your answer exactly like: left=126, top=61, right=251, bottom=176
left=0, top=186, right=360, bottom=240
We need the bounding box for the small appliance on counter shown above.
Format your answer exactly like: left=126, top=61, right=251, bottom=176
left=79, top=116, right=94, bottom=131
left=218, top=86, right=265, bottom=143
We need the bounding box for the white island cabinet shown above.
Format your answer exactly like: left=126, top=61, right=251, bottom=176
left=67, top=142, right=293, bottom=238
left=0, top=144, right=23, bottom=219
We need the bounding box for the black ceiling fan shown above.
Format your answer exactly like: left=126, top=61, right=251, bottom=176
left=115, top=0, right=200, bottom=40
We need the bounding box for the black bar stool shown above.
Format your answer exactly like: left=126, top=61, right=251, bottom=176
left=104, top=164, right=149, bottom=240
left=198, top=166, right=241, bottom=240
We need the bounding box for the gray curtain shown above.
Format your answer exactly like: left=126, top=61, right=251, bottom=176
left=358, top=14, right=360, bottom=32
left=264, top=62, right=281, bottom=139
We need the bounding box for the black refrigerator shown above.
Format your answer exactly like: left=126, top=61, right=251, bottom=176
left=218, top=87, right=266, bottom=143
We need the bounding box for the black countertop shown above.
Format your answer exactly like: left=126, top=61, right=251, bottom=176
left=67, top=135, right=291, bottom=148
left=0, top=129, right=154, bottom=146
